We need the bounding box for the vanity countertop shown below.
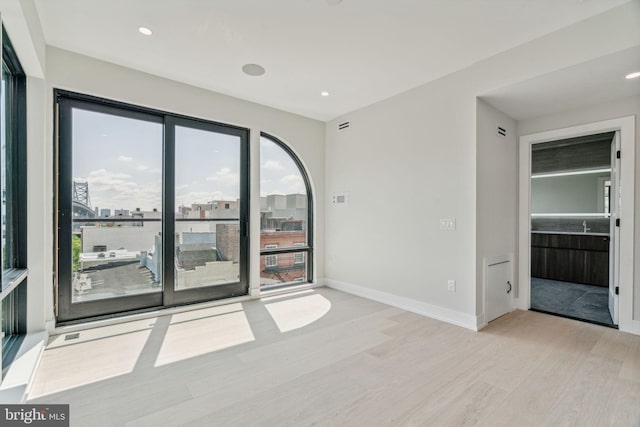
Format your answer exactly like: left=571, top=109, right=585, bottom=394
left=531, top=231, right=609, bottom=237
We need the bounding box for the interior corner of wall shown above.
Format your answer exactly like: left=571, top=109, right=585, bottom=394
left=476, top=312, right=487, bottom=331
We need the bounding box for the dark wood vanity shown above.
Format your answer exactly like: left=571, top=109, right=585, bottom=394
left=531, top=232, right=609, bottom=286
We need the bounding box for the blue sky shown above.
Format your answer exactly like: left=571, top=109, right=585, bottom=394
left=72, top=108, right=304, bottom=212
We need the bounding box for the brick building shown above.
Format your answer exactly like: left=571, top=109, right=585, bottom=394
left=260, top=227, right=306, bottom=285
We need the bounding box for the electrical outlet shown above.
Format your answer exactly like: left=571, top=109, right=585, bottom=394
left=447, top=279, right=456, bottom=292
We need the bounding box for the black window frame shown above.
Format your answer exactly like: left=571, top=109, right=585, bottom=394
left=259, top=133, right=314, bottom=286
left=55, top=89, right=250, bottom=324
left=1, top=25, right=28, bottom=374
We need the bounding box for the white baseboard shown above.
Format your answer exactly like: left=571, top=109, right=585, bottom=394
left=476, top=313, right=488, bottom=331
left=628, top=320, right=640, bottom=336
left=325, top=279, right=479, bottom=331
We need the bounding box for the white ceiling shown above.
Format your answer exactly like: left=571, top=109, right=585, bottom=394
left=34, top=0, right=632, bottom=121
left=481, top=45, right=640, bottom=120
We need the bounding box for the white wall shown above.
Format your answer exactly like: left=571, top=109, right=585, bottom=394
left=26, top=75, right=46, bottom=333
left=325, top=2, right=640, bottom=328
left=475, top=99, right=517, bottom=321
left=40, top=47, right=325, bottom=329
left=326, top=68, right=478, bottom=323
left=0, top=0, right=45, bottom=78
left=518, top=95, right=640, bottom=321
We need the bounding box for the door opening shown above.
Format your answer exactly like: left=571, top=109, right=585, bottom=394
left=528, top=131, right=619, bottom=328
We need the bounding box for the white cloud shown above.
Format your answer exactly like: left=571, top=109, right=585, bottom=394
left=280, top=174, right=302, bottom=185
left=206, top=168, right=240, bottom=187
left=136, top=165, right=149, bottom=171
left=279, top=174, right=304, bottom=194
left=262, top=160, right=284, bottom=171
left=75, top=169, right=162, bottom=211
left=118, top=155, right=133, bottom=162
left=78, top=169, right=134, bottom=193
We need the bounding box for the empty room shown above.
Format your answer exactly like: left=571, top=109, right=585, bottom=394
left=1, top=0, right=639, bottom=425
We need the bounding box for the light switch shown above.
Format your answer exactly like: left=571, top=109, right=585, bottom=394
left=440, top=218, right=456, bottom=230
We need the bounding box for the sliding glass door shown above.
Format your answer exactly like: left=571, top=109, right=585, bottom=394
left=164, top=118, right=248, bottom=306
left=56, top=92, right=248, bottom=323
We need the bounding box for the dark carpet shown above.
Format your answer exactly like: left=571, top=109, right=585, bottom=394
left=530, top=277, right=615, bottom=327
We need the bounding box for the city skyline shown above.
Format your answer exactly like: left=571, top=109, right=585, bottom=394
left=72, top=108, right=305, bottom=213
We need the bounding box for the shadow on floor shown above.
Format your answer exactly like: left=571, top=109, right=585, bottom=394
left=530, top=277, right=615, bottom=328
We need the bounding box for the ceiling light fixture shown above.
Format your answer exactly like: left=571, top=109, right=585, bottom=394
left=625, top=71, right=640, bottom=79
left=138, top=26, right=153, bottom=36
left=321, top=91, right=330, bottom=97
left=242, top=63, right=266, bottom=76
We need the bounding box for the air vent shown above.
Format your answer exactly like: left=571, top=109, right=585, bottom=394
left=497, top=126, right=506, bottom=137
left=338, top=121, right=350, bottom=130
left=65, top=333, right=80, bottom=341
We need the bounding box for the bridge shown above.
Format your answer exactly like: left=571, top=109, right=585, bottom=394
left=72, top=181, right=96, bottom=219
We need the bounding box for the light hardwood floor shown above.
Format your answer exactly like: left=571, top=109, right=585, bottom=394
left=28, top=287, right=640, bottom=426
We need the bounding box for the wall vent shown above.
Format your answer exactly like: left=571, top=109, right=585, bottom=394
left=497, top=126, right=506, bottom=137
left=65, top=333, right=80, bottom=341
left=338, top=121, right=350, bottom=130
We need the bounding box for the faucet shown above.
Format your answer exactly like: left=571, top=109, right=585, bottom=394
left=582, top=220, right=591, bottom=233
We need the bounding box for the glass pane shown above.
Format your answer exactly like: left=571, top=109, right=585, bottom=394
left=260, top=251, right=307, bottom=288
left=260, top=137, right=308, bottom=251
left=1, top=64, right=12, bottom=270
left=174, top=126, right=240, bottom=290
left=71, top=108, right=163, bottom=303
left=2, top=293, right=12, bottom=340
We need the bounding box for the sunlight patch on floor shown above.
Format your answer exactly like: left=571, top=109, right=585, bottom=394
left=265, top=293, right=332, bottom=333
left=155, top=304, right=254, bottom=367
left=46, top=318, right=155, bottom=349
left=29, top=328, right=151, bottom=399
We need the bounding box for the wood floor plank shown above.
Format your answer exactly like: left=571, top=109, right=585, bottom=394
left=541, top=354, right=623, bottom=426
left=25, top=287, right=640, bottom=427
left=181, top=352, right=386, bottom=427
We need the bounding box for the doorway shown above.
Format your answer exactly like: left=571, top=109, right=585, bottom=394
left=528, top=131, right=617, bottom=327
left=518, top=117, right=635, bottom=333
left=55, top=91, right=249, bottom=323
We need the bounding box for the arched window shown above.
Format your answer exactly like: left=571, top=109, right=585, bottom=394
left=259, top=133, right=313, bottom=288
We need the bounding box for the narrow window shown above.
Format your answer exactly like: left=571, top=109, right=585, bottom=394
left=264, top=244, right=278, bottom=268
left=1, top=25, right=28, bottom=373
left=259, top=134, right=313, bottom=288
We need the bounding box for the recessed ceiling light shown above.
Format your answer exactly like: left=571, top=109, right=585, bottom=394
left=625, top=71, right=640, bottom=79
left=242, top=63, right=266, bottom=77
left=321, top=91, right=330, bottom=97
left=138, top=27, right=153, bottom=36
